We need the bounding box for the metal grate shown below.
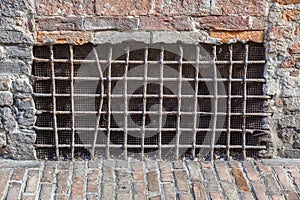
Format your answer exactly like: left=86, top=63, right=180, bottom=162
left=33, top=42, right=270, bottom=160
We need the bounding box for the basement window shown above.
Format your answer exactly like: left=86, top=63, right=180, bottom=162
left=33, top=42, right=269, bottom=160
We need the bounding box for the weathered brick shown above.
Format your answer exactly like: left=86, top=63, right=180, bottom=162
left=87, top=169, right=100, bottom=193
left=71, top=169, right=85, bottom=196
left=132, top=161, right=145, bottom=181
left=282, top=9, right=300, bottom=21
left=0, top=77, right=11, bottom=91
left=287, top=167, right=300, bottom=191
left=256, top=162, right=272, bottom=173
left=290, top=70, right=299, bottom=77
left=286, top=190, right=299, bottom=200
left=86, top=194, right=98, bottom=200
left=22, top=195, right=36, bottom=200
left=186, top=161, right=202, bottom=182
left=6, top=182, right=22, bottom=200
left=273, top=166, right=292, bottom=190
left=240, top=191, right=256, bottom=200
left=262, top=173, right=281, bottom=195
left=271, top=194, right=285, bottom=200
left=36, top=0, right=94, bottom=16
left=11, top=168, right=26, bottom=181
left=116, top=169, right=131, bottom=193
left=102, top=161, right=115, bottom=182
left=221, top=181, right=239, bottom=200
left=101, top=182, right=115, bottom=200
left=42, top=162, right=56, bottom=183
left=56, top=171, right=70, bottom=195
left=149, top=195, right=162, bottom=200
left=215, top=161, right=231, bottom=181
left=0, top=30, right=33, bottom=44
left=178, top=193, right=193, bottom=200
left=55, top=194, right=68, bottom=200
left=95, top=0, right=151, bottom=16
left=211, top=0, right=267, bottom=16
left=202, top=169, right=219, bottom=192
left=58, top=161, right=71, bottom=170
left=200, top=161, right=212, bottom=169
left=36, top=17, right=83, bottom=31
left=281, top=58, right=298, bottom=68
left=174, top=170, right=189, bottom=192
left=37, top=31, right=93, bottom=45
left=84, top=17, right=138, bottom=31
left=210, top=31, right=264, bottom=43
left=274, top=0, right=300, bottom=5
left=162, top=183, right=176, bottom=199
left=147, top=171, right=160, bottom=192
left=159, top=161, right=174, bottom=183
left=193, top=182, right=208, bottom=200
left=133, top=182, right=146, bottom=200
left=267, top=26, right=293, bottom=40
left=231, top=168, right=250, bottom=192
left=117, top=193, right=131, bottom=200
left=139, top=16, right=193, bottom=31
left=25, top=170, right=40, bottom=193
left=209, top=192, right=223, bottom=200
left=243, top=161, right=260, bottom=182
left=295, top=26, right=300, bottom=35
left=195, top=16, right=249, bottom=31
left=39, top=183, right=53, bottom=200
left=289, top=43, right=300, bottom=54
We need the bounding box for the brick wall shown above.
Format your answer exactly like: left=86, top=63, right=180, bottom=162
left=0, top=0, right=299, bottom=159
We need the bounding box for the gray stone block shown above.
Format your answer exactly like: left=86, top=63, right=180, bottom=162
left=0, top=31, right=33, bottom=44
left=93, top=31, right=151, bottom=44
left=0, top=60, right=31, bottom=75
left=0, top=91, right=13, bottom=106
left=13, top=79, right=33, bottom=93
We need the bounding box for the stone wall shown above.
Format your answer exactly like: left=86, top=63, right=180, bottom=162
left=0, top=0, right=299, bottom=159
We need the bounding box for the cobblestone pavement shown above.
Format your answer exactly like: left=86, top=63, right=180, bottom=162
left=0, top=159, right=300, bottom=200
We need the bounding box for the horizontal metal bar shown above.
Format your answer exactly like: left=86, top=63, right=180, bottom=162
left=34, top=58, right=265, bottom=65
left=34, top=76, right=266, bottom=83
left=34, top=143, right=266, bottom=149
left=33, top=93, right=271, bottom=99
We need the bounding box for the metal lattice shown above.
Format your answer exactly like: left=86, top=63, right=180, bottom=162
left=33, top=42, right=270, bottom=160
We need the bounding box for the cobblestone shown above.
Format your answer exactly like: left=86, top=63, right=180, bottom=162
left=0, top=159, right=299, bottom=199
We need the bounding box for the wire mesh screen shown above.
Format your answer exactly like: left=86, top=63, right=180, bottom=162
left=33, top=42, right=269, bottom=160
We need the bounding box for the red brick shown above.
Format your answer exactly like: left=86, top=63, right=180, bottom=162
left=36, top=17, right=83, bottom=31
left=231, top=168, right=250, bottom=192
left=250, top=16, right=266, bottom=30
left=268, top=26, right=293, bottom=40
left=193, top=182, right=208, bottom=200
left=281, top=58, right=297, bottom=68
left=295, top=26, right=300, bottom=35
left=210, top=30, right=265, bottom=43
left=211, top=0, right=267, bottom=16
left=195, top=16, right=250, bottom=31
left=288, top=43, right=300, bottom=54
left=274, top=0, right=300, bottom=4
left=95, top=0, right=151, bottom=16
left=152, top=0, right=210, bottom=16
left=25, top=170, right=40, bottom=193
left=36, top=0, right=94, bottom=16
left=37, top=31, right=93, bottom=45
left=139, top=16, right=193, bottom=31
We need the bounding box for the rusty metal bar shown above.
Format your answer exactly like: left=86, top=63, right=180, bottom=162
left=242, top=44, right=249, bottom=160
left=227, top=44, right=233, bottom=160
left=70, top=45, right=75, bottom=160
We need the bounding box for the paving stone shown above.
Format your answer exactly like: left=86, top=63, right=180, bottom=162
left=192, top=182, right=208, bottom=200
left=25, top=170, right=40, bottom=193
left=6, top=182, right=22, bottom=200
left=174, top=170, right=190, bottom=193
left=162, top=183, right=176, bottom=200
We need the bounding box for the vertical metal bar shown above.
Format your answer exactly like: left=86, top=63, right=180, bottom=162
left=192, top=45, right=200, bottom=159
left=210, top=46, right=218, bottom=161
left=141, top=47, right=148, bottom=160
left=227, top=45, right=233, bottom=160
left=70, top=45, right=75, bottom=160
left=175, top=45, right=183, bottom=159
left=106, top=46, right=113, bottom=159
left=91, top=46, right=104, bottom=159
left=50, top=45, right=59, bottom=159
left=242, top=44, right=249, bottom=160
left=123, top=46, right=129, bottom=160
left=158, top=46, right=164, bottom=160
